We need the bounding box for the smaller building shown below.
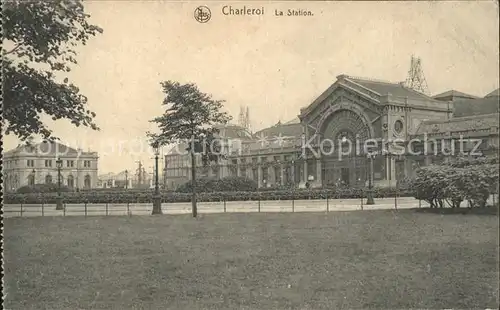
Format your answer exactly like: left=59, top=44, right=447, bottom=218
left=2, top=141, right=99, bottom=192
left=97, top=169, right=153, bottom=189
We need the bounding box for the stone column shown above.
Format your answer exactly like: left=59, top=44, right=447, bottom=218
left=390, top=157, right=396, bottom=181
left=280, top=156, right=284, bottom=186
left=385, top=156, right=390, bottom=180
left=316, top=158, right=322, bottom=187
left=258, top=165, right=262, bottom=188
left=303, top=160, right=308, bottom=183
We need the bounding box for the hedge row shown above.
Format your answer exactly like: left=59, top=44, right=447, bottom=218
left=176, top=176, right=258, bottom=193
left=3, top=187, right=412, bottom=204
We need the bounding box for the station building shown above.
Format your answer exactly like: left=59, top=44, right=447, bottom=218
left=164, top=75, right=499, bottom=189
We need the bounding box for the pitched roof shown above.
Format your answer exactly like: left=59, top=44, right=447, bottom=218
left=452, top=97, right=499, bottom=117
left=166, top=124, right=252, bottom=155
left=284, top=117, right=300, bottom=125
left=433, top=90, right=480, bottom=100
left=344, top=75, right=437, bottom=101
left=254, top=121, right=302, bottom=139
left=415, top=113, right=498, bottom=135
left=4, top=141, right=80, bottom=157
left=215, top=123, right=253, bottom=140
left=485, top=88, right=499, bottom=98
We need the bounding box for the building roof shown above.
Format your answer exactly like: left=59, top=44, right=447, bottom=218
left=215, top=123, right=253, bottom=140
left=3, top=141, right=81, bottom=157
left=343, top=75, right=437, bottom=101
left=166, top=124, right=252, bottom=155
left=415, top=113, right=498, bottom=135
left=284, top=117, right=300, bottom=125
left=254, top=121, right=302, bottom=139
left=432, top=90, right=480, bottom=100
left=452, top=96, right=499, bottom=117
left=485, top=88, right=499, bottom=98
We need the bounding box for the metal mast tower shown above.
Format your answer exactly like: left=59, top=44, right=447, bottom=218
left=404, top=55, right=429, bottom=95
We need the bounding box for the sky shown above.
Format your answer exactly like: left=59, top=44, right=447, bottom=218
left=3, top=0, right=499, bottom=174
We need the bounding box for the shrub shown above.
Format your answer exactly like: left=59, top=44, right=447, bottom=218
left=4, top=186, right=413, bottom=204
left=176, top=176, right=258, bottom=193
left=410, top=161, right=499, bottom=208
left=16, top=183, right=72, bottom=194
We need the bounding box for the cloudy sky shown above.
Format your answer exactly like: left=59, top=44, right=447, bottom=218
left=4, top=0, right=499, bottom=174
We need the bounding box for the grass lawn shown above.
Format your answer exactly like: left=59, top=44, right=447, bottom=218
left=4, top=209, right=499, bottom=309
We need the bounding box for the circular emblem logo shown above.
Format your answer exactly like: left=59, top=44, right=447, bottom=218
left=194, top=6, right=211, bottom=23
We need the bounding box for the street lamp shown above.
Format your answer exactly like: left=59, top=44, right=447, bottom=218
left=125, top=169, right=128, bottom=189
left=56, top=157, right=64, bottom=210
left=152, top=146, right=162, bottom=215
left=366, top=152, right=376, bottom=205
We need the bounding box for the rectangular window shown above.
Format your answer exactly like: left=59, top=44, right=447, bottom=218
left=67, top=160, right=74, bottom=167
left=45, top=160, right=52, bottom=167
left=84, top=160, right=91, bottom=168
left=27, top=159, right=35, bottom=167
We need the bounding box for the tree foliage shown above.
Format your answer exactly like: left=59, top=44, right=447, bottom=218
left=148, top=81, right=232, bottom=216
left=148, top=81, right=232, bottom=160
left=2, top=0, right=102, bottom=141
left=411, top=159, right=499, bottom=208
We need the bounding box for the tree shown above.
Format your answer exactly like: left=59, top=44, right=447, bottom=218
left=2, top=0, right=103, bottom=142
left=148, top=81, right=232, bottom=217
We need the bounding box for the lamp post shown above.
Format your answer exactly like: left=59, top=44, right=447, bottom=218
left=56, top=157, right=63, bottom=210
left=366, top=152, right=376, bottom=205
left=31, top=168, right=36, bottom=186
left=125, top=169, right=128, bottom=189
left=152, top=147, right=162, bottom=215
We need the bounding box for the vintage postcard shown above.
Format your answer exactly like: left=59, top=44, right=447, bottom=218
left=2, top=0, right=499, bottom=309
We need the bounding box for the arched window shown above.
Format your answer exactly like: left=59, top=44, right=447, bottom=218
left=67, top=175, right=74, bottom=188
left=84, top=175, right=91, bottom=189
left=28, top=174, right=35, bottom=186
left=45, top=174, right=53, bottom=184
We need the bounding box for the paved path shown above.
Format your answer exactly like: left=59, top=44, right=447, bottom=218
left=3, top=197, right=431, bottom=218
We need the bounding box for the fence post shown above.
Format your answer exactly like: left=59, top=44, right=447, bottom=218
left=85, top=202, right=88, bottom=217
left=63, top=203, right=66, bottom=216
left=127, top=202, right=131, bottom=217
left=20, top=203, right=23, bottom=217
left=258, top=194, right=261, bottom=212
left=326, top=193, right=329, bottom=212
left=42, top=202, right=45, bottom=216
left=106, top=202, right=108, bottom=216
left=418, top=199, right=421, bottom=208
left=224, top=197, right=226, bottom=213
left=292, top=193, right=295, bottom=213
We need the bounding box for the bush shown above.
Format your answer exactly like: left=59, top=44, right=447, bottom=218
left=4, top=186, right=413, bottom=204
left=176, top=176, right=258, bottom=193
left=16, top=183, right=72, bottom=194
left=410, top=161, right=499, bottom=208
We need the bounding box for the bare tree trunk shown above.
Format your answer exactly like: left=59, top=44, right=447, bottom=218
left=191, top=151, right=198, bottom=217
